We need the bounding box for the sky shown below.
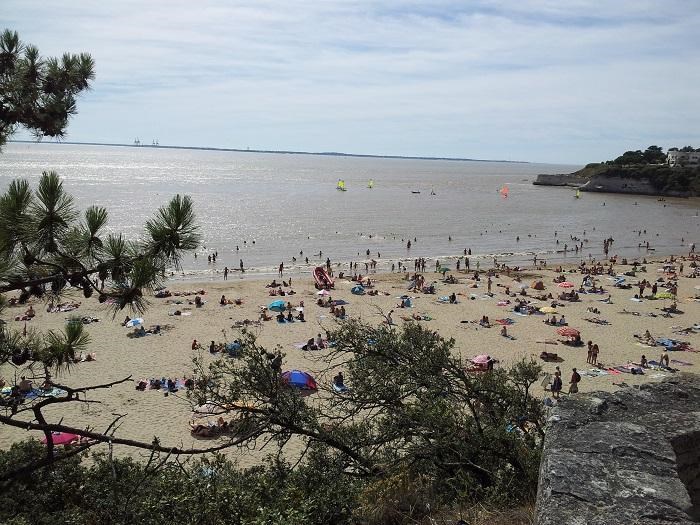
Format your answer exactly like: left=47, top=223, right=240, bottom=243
left=4, top=0, right=700, bottom=164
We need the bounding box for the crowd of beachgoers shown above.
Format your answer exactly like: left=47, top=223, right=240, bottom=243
left=1, top=239, right=698, bottom=459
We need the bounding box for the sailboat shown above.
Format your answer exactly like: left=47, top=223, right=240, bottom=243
left=336, top=179, right=347, bottom=191
left=367, top=179, right=374, bottom=189
left=575, top=189, right=581, bottom=199
left=430, top=187, right=436, bottom=196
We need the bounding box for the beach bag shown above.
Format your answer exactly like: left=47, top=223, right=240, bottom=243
left=573, top=371, right=581, bottom=383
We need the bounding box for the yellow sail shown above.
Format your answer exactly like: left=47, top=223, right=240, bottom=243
left=368, top=179, right=374, bottom=189
left=337, top=179, right=346, bottom=191
left=575, top=189, right=581, bottom=199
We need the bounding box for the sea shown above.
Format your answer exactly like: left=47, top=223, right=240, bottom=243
left=1, top=143, right=698, bottom=280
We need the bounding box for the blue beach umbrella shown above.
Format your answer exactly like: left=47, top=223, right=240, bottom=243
left=268, top=300, right=286, bottom=312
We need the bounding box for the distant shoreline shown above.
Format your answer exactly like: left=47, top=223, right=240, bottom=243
left=8, top=140, right=528, bottom=164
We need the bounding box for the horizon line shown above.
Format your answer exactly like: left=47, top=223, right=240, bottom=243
left=9, top=139, right=529, bottom=164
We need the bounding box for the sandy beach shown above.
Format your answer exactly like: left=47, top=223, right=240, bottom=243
left=1, top=256, right=699, bottom=465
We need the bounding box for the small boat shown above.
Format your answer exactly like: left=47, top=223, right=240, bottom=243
left=430, top=187, right=436, bottom=196
left=411, top=190, right=421, bottom=194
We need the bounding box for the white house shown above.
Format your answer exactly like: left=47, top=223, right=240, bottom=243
left=667, top=150, right=700, bottom=167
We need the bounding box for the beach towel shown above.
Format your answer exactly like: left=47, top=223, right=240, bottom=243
left=605, top=368, right=622, bottom=375
left=495, top=318, right=515, bottom=325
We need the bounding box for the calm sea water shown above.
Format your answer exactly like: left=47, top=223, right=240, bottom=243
left=1, top=143, right=698, bottom=279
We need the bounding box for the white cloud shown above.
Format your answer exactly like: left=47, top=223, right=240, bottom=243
left=5, top=0, right=700, bottom=163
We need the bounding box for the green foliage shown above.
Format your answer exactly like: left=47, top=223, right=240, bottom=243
left=607, top=145, right=666, bottom=166
left=0, top=444, right=359, bottom=525
left=0, top=172, right=199, bottom=378
left=0, top=321, right=544, bottom=523
left=0, top=29, right=95, bottom=148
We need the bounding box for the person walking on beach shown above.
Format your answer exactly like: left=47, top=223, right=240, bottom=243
left=568, top=368, right=581, bottom=394
left=591, top=344, right=599, bottom=365
left=223, top=266, right=228, bottom=280
left=279, top=262, right=284, bottom=277
left=239, top=259, right=244, bottom=272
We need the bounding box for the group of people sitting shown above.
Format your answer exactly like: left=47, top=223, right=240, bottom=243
left=266, top=279, right=292, bottom=288
left=219, top=295, right=243, bottom=306
left=558, top=290, right=580, bottom=302
left=135, top=377, right=194, bottom=392
left=302, top=333, right=327, bottom=351
left=276, top=310, right=305, bottom=323
left=544, top=314, right=567, bottom=326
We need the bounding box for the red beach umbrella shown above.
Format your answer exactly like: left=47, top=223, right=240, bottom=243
left=556, top=327, right=580, bottom=337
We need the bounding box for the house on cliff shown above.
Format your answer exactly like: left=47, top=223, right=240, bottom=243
left=667, top=149, right=700, bottom=167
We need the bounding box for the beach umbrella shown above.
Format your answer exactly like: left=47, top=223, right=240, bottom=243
left=41, top=432, right=80, bottom=446
left=316, top=289, right=331, bottom=296
left=655, top=291, right=675, bottom=299
left=125, top=318, right=143, bottom=327
left=557, top=282, right=574, bottom=288
left=540, top=306, right=557, bottom=314
left=282, top=370, right=318, bottom=391
left=351, top=285, right=365, bottom=295
left=268, top=300, right=286, bottom=312
left=556, top=327, right=580, bottom=337
left=471, top=354, right=491, bottom=365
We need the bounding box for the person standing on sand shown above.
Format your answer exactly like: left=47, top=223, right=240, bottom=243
left=568, top=368, right=581, bottom=394
left=551, top=371, right=562, bottom=399
left=239, top=259, right=244, bottom=272
left=591, top=344, right=599, bottom=365
left=279, top=262, right=284, bottom=277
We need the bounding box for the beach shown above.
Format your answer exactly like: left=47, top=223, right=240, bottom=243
left=1, top=255, right=698, bottom=465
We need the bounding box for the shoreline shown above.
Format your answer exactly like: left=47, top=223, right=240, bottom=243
left=166, top=243, right=691, bottom=284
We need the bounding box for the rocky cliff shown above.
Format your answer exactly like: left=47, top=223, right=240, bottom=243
left=533, top=164, right=700, bottom=197
left=535, top=375, right=700, bottom=525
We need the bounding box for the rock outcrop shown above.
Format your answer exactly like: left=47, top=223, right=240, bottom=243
left=532, top=173, right=585, bottom=187
left=536, top=375, right=700, bottom=525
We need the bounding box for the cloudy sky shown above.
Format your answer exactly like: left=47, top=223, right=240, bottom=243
left=5, top=1, right=700, bottom=163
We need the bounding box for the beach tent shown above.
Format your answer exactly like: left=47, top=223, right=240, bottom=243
left=531, top=280, right=545, bottom=290
left=268, top=300, right=286, bottom=312
left=351, top=285, right=365, bottom=295
left=282, top=370, right=318, bottom=391
left=41, top=432, right=80, bottom=446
